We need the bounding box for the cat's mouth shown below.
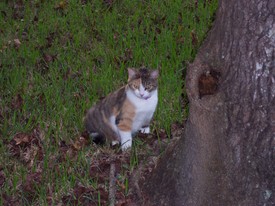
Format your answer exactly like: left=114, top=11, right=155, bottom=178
left=141, top=96, right=150, bottom=100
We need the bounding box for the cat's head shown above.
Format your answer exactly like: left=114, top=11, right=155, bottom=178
left=127, top=67, right=159, bottom=100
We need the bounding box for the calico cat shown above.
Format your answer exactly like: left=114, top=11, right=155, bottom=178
left=84, top=67, right=158, bottom=151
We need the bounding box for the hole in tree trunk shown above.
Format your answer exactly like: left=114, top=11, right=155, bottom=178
left=198, top=69, right=221, bottom=98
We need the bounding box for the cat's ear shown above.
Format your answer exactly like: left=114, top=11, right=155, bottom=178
left=150, top=70, right=159, bottom=79
left=127, top=68, right=137, bottom=80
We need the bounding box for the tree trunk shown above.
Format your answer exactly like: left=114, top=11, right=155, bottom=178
left=141, top=0, right=275, bottom=205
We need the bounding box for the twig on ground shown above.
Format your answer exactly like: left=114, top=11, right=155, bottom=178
left=109, top=162, right=116, bottom=206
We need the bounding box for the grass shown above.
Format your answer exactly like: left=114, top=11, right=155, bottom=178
left=0, top=0, right=218, bottom=205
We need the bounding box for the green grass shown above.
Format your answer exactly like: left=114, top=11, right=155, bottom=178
left=0, top=0, right=217, bottom=204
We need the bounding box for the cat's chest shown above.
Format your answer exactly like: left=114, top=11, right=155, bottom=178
left=127, top=90, right=158, bottom=131
left=134, top=99, right=157, bottom=117
left=128, top=91, right=157, bottom=114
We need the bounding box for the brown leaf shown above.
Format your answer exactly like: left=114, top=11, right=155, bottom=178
left=58, top=141, right=77, bottom=161
left=122, top=48, right=133, bottom=63
left=11, top=94, right=23, bottom=110
left=13, top=39, right=21, bottom=49
left=113, top=33, right=119, bottom=41
left=80, top=0, right=87, bottom=5
left=177, top=37, right=185, bottom=44
left=22, top=172, right=42, bottom=202
left=73, top=183, right=91, bottom=198
left=194, top=0, right=198, bottom=8
left=33, top=15, right=38, bottom=23
left=72, top=140, right=82, bottom=151
left=22, top=145, right=39, bottom=167
left=171, top=122, right=184, bottom=138
left=1, top=193, right=20, bottom=206
left=103, top=0, right=115, bottom=8
left=0, top=169, right=5, bottom=187
left=191, top=29, right=198, bottom=46
left=8, top=129, right=44, bottom=165
left=12, top=0, right=24, bottom=20
left=116, top=198, right=133, bottom=206
left=45, top=32, right=55, bottom=48
left=13, top=133, right=31, bottom=146
left=43, top=53, right=56, bottom=63
left=23, top=172, right=42, bottom=192
left=21, top=31, right=28, bottom=40
left=62, top=183, right=95, bottom=205
left=54, top=1, right=68, bottom=10
left=157, top=129, right=168, bottom=140
left=116, top=180, right=126, bottom=190
left=171, top=121, right=182, bottom=132
left=46, top=184, right=54, bottom=206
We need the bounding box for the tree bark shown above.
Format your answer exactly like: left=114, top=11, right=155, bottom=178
left=141, top=0, right=275, bottom=205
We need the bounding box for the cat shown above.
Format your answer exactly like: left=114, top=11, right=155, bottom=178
left=84, top=67, right=158, bottom=151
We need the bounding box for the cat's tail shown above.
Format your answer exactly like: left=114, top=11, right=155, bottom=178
left=84, top=107, right=119, bottom=144
left=83, top=112, right=95, bottom=134
left=84, top=108, right=105, bottom=144
left=89, top=132, right=105, bottom=145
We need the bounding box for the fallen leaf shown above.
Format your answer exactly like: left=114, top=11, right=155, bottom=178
left=12, top=0, right=25, bottom=20
left=22, top=172, right=42, bottom=202
left=177, top=37, right=185, bottom=44
left=33, top=15, right=38, bottom=23
left=45, top=32, right=55, bottom=48
left=8, top=129, right=44, bottom=166
left=124, top=48, right=133, bottom=61
left=11, top=94, right=23, bottom=110
left=103, top=0, right=115, bottom=8
left=157, top=129, right=167, bottom=140
left=80, top=0, right=87, bottom=5
left=22, top=145, right=39, bottom=167
left=21, top=31, right=28, bottom=40
left=13, top=133, right=31, bottom=146
left=58, top=140, right=77, bottom=161
left=191, top=29, right=198, bottom=46
left=73, top=183, right=91, bottom=198
left=43, top=53, right=56, bottom=63
left=62, top=183, right=96, bottom=205
left=170, top=122, right=185, bottom=139
left=0, top=169, right=5, bottom=187
left=54, top=1, right=68, bottom=10
left=194, top=0, right=198, bottom=8
left=1, top=193, right=20, bottom=206
left=14, top=39, right=21, bottom=49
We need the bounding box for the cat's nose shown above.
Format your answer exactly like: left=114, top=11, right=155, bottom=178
left=140, top=93, right=144, bottom=97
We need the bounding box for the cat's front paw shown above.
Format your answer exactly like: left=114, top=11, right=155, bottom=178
left=119, top=131, right=132, bottom=151
left=140, top=126, right=150, bottom=134
left=121, top=140, right=132, bottom=151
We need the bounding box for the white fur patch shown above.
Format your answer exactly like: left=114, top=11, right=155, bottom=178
left=119, top=131, right=132, bottom=151
left=140, top=126, right=150, bottom=134
left=126, top=88, right=158, bottom=133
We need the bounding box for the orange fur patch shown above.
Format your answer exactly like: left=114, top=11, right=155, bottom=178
left=117, top=99, right=136, bottom=131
